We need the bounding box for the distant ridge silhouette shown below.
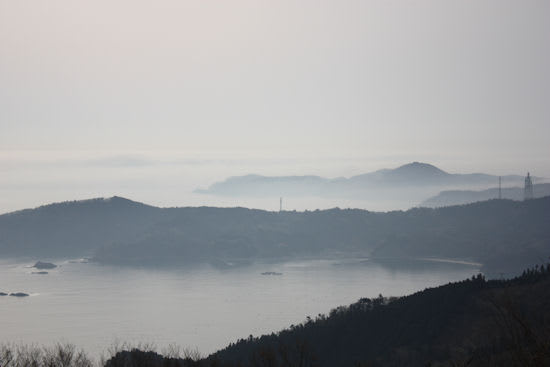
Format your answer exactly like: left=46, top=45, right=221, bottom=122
left=422, top=183, right=550, bottom=207
left=196, top=162, right=528, bottom=198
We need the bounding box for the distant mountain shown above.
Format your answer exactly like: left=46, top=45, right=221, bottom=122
left=1, top=196, right=548, bottom=276
left=348, top=162, right=450, bottom=186
left=195, top=162, right=527, bottom=199
left=422, top=183, right=550, bottom=208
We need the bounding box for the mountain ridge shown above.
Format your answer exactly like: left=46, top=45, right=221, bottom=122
left=1, top=195, right=548, bottom=276
left=195, top=162, right=531, bottom=201
left=422, top=183, right=550, bottom=208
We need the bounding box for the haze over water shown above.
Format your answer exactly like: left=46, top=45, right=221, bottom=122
left=0, top=258, right=479, bottom=358
left=1, top=1, right=548, bottom=364
left=2, top=0, right=549, bottom=214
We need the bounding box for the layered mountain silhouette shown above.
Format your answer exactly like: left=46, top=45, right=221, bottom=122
left=422, top=183, right=550, bottom=208
left=1, top=196, right=548, bottom=276
left=195, top=162, right=527, bottom=198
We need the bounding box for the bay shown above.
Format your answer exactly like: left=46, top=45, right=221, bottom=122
left=0, top=258, right=479, bottom=358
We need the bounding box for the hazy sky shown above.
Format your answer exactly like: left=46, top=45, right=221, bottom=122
left=1, top=0, right=549, bottom=212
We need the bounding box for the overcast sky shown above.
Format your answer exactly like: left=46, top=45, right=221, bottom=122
left=1, top=0, right=549, bottom=212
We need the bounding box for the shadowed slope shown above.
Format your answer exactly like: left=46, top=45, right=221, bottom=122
left=0, top=196, right=548, bottom=276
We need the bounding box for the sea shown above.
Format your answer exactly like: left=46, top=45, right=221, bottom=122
left=0, top=257, right=480, bottom=360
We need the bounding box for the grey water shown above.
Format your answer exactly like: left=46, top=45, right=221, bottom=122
left=0, top=258, right=480, bottom=358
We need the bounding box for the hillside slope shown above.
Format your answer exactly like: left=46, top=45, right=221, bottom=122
left=104, top=266, right=550, bottom=367
left=0, top=197, right=548, bottom=276
left=0, top=197, right=159, bottom=257
left=208, top=267, right=550, bottom=367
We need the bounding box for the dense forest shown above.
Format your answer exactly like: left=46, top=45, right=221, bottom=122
left=99, top=265, right=550, bottom=367
left=0, top=196, right=548, bottom=275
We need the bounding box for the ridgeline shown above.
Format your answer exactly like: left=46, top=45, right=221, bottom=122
left=0, top=196, right=548, bottom=276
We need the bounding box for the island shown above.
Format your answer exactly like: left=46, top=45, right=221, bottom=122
left=33, top=261, right=57, bottom=269
left=32, top=271, right=49, bottom=275
left=261, top=271, right=283, bottom=276
left=0, top=292, right=7, bottom=296
left=9, top=292, right=29, bottom=297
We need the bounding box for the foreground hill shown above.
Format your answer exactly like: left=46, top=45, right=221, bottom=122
left=207, top=266, right=550, bottom=367
left=105, top=265, right=550, bottom=367
left=0, top=196, right=548, bottom=275
left=422, top=183, right=550, bottom=207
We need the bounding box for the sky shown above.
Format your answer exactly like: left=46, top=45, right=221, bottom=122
left=1, top=0, right=549, bottom=212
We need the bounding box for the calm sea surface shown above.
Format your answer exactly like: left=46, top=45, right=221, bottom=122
left=0, top=258, right=480, bottom=358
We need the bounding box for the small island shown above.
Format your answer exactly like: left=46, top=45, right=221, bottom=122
left=33, top=261, right=57, bottom=269
left=261, top=271, right=283, bottom=276
left=32, top=271, right=49, bottom=275
left=9, top=292, right=29, bottom=297
left=0, top=292, right=7, bottom=296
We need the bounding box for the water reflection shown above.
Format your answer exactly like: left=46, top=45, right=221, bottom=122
left=0, top=258, right=480, bottom=358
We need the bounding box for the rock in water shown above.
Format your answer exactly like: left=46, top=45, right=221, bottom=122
left=9, top=292, right=29, bottom=297
left=33, top=261, right=57, bottom=269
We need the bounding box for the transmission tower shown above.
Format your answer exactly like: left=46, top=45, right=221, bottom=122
left=524, top=172, right=534, bottom=200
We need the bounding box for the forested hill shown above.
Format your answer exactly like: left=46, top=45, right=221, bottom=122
left=206, top=266, right=550, bottom=367
left=0, top=197, right=160, bottom=258
left=0, top=196, right=549, bottom=275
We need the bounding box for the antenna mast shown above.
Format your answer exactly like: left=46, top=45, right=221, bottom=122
left=498, top=176, right=502, bottom=199
left=524, top=172, right=534, bottom=200
left=280, top=197, right=282, bottom=212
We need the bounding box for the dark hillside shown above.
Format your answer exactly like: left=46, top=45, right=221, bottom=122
left=208, top=266, right=550, bottom=367
left=371, top=197, right=550, bottom=275
left=0, top=197, right=159, bottom=257
left=0, top=196, right=548, bottom=276
left=103, top=266, right=550, bottom=367
left=94, top=198, right=550, bottom=274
